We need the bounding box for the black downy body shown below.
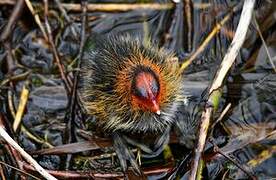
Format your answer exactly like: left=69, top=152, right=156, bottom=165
left=78, top=33, right=199, bottom=173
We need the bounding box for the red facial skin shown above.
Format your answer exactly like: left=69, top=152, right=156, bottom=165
left=132, top=72, right=161, bottom=115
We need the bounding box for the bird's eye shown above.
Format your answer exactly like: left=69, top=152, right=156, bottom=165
left=136, top=86, right=147, bottom=99
left=151, top=80, right=159, bottom=96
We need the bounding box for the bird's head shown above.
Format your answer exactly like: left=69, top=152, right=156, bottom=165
left=131, top=66, right=161, bottom=115
left=115, top=56, right=167, bottom=115
left=79, top=35, right=184, bottom=132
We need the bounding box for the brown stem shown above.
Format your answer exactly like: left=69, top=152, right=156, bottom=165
left=1, top=1, right=174, bottom=12
left=211, top=140, right=256, bottom=180
left=22, top=161, right=173, bottom=179
left=43, top=0, right=73, bottom=92
left=189, top=1, right=256, bottom=179
left=0, top=0, right=25, bottom=42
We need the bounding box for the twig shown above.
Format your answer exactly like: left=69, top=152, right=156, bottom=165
left=0, top=0, right=15, bottom=5
left=78, top=148, right=138, bottom=161
left=78, top=1, right=88, bottom=68
left=0, top=0, right=25, bottom=42
left=211, top=140, right=256, bottom=180
left=24, top=0, right=48, bottom=41
left=13, top=82, right=29, bottom=131
left=54, top=0, right=78, bottom=39
left=189, top=1, right=256, bottom=179
left=7, top=85, right=53, bottom=148
left=63, top=0, right=88, bottom=170
left=0, top=71, right=31, bottom=87
left=184, top=0, right=193, bottom=52
left=70, top=0, right=87, bottom=115
left=179, top=3, right=241, bottom=73
left=2, top=42, right=16, bottom=76
left=247, top=145, right=276, bottom=167
left=0, top=118, right=57, bottom=180
left=162, top=2, right=183, bottom=49
left=0, top=163, right=5, bottom=180
left=253, top=14, right=276, bottom=72
left=43, top=0, right=72, bottom=91
left=0, top=2, right=28, bottom=175
left=165, top=152, right=192, bottom=179
left=22, top=161, right=173, bottom=179
left=1, top=1, right=174, bottom=12
left=47, top=3, right=174, bottom=12
left=193, top=3, right=211, bottom=10
left=20, top=125, right=54, bottom=148
left=1, top=45, right=27, bottom=180
left=0, top=161, right=40, bottom=180
left=212, top=103, right=231, bottom=127
left=8, top=90, right=16, bottom=117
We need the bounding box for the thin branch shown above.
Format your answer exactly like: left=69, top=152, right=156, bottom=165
left=0, top=115, right=26, bottom=179
left=43, top=0, right=72, bottom=91
left=212, top=103, right=231, bottom=127
left=24, top=0, right=48, bottom=41
left=0, top=118, right=57, bottom=180
left=0, top=3, right=28, bottom=177
left=13, top=82, right=29, bottom=131
left=208, top=1, right=255, bottom=93
left=20, top=125, right=54, bottom=148
left=247, top=145, right=276, bottom=168
left=1, top=1, right=174, bottom=12
left=0, top=71, right=31, bottom=87
left=22, top=161, right=173, bottom=179
left=253, top=14, right=276, bottom=72
left=54, top=0, right=78, bottom=39
left=46, top=3, right=174, bottom=12
left=0, top=163, right=5, bottom=180
left=211, top=140, right=256, bottom=180
left=189, top=0, right=256, bottom=179
left=0, top=0, right=25, bottom=42
left=0, top=161, right=41, bottom=180
left=179, top=3, right=241, bottom=73
left=184, top=0, right=193, bottom=52
left=63, top=0, right=88, bottom=170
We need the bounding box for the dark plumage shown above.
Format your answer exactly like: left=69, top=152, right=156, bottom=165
left=77, top=33, right=200, bottom=173
left=78, top=33, right=186, bottom=133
